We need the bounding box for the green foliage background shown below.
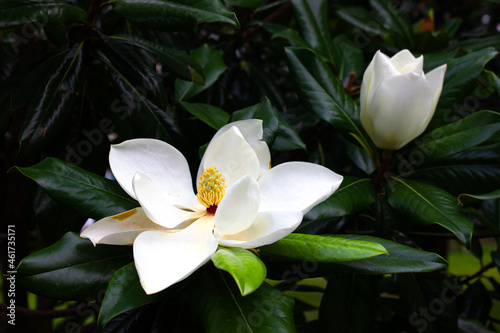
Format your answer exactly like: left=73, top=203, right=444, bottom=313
left=1, top=0, right=500, bottom=332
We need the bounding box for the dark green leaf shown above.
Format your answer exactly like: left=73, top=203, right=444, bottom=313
left=98, top=35, right=165, bottom=105
left=369, top=0, right=415, bottom=48
left=211, top=247, right=266, bottom=296
left=0, top=0, right=87, bottom=29
left=271, top=28, right=310, bottom=48
left=98, top=263, right=173, bottom=328
left=15, top=157, right=137, bottom=220
left=434, top=48, right=498, bottom=125
left=179, top=102, right=229, bottom=130
left=404, top=142, right=500, bottom=195
left=16, top=232, right=132, bottom=300
left=112, top=35, right=205, bottom=84
left=306, top=176, right=376, bottom=220
left=103, top=57, right=175, bottom=143
left=285, top=47, right=369, bottom=148
left=187, top=269, right=296, bottom=333
left=319, top=275, right=377, bottom=332
left=331, top=34, right=364, bottom=83
left=114, top=0, right=239, bottom=31
left=411, top=110, right=500, bottom=160
left=291, top=0, right=334, bottom=64
left=175, top=44, right=227, bottom=101
left=386, top=177, right=473, bottom=247
left=336, top=6, right=388, bottom=36
left=263, top=234, right=447, bottom=278
left=18, top=43, right=83, bottom=156
left=260, top=233, right=388, bottom=262
left=459, top=189, right=500, bottom=206
left=226, top=0, right=262, bottom=8
left=455, top=35, right=500, bottom=52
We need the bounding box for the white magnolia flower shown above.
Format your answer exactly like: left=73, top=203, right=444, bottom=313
left=360, top=49, right=447, bottom=150
left=81, top=119, right=343, bottom=294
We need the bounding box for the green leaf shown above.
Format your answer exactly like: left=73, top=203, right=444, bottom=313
left=411, top=110, right=500, bottom=160
left=459, top=189, right=500, bottom=206
left=290, top=0, right=334, bottom=64
left=263, top=234, right=447, bottom=278
left=15, top=157, right=137, bottom=220
left=285, top=47, right=369, bottom=147
left=18, top=43, right=83, bottom=156
left=226, top=0, right=262, bottom=8
left=98, top=263, right=173, bottom=328
left=98, top=35, right=166, bottom=105
left=114, top=0, right=239, bottom=31
left=386, top=177, right=473, bottom=247
left=175, top=44, right=227, bottom=101
left=179, top=102, right=229, bottom=130
left=306, top=176, right=375, bottom=220
left=16, top=232, right=132, bottom=300
left=326, top=235, right=447, bottom=275
left=211, top=247, right=266, bottom=296
left=455, top=35, right=500, bottom=52
left=260, top=233, right=388, bottom=262
left=188, top=269, right=296, bottom=333
left=271, top=28, right=310, bottom=48
left=0, top=0, right=87, bottom=29
left=331, top=34, right=364, bottom=84
left=319, top=275, right=377, bottom=332
left=230, top=98, right=305, bottom=151
left=111, top=35, right=205, bottom=84
left=336, top=6, right=388, bottom=36
left=102, top=56, right=174, bottom=143
left=434, top=48, right=498, bottom=125
left=369, top=0, right=415, bottom=48
left=404, top=144, right=500, bottom=195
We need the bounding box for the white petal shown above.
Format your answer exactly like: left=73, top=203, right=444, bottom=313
left=80, top=207, right=166, bottom=245
left=215, top=176, right=260, bottom=235
left=389, top=50, right=416, bottom=71
left=217, top=211, right=303, bottom=249
left=258, top=162, right=343, bottom=214
left=202, top=127, right=260, bottom=186
left=201, top=120, right=271, bottom=178
left=133, top=216, right=218, bottom=294
left=425, top=64, right=447, bottom=117
left=133, top=172, right=203, bottom=228
left=109, top=139, right=198, bottom=208
left=367, top=51, right=399, bottom=105
left=368, top=73, right=434, bottom=150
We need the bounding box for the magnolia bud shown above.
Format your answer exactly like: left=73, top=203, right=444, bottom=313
left=360, top=50, right=447, bottom=150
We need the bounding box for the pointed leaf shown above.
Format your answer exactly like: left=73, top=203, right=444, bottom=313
left=387, top=177, right=473, bottom=247
left=175, top=44, right=227, bottom=101
left=114, top=0, right=239, bottom=31
left=459, top=189, right=500, bottom=206
left=319, top=275, right=377, bottom=332
left=410, top=110, right=500, bottom=160
left=18, top=43, right=83, bottom=156
left=260, top=233, right=388, bottom=262
left=211, top=247, right=266, bottom=296
left=306, top=177, right=376, bottom=220
left=0, top=0, right=87, bottom=29
left=98, top=263, right=173, bottom=329
left=15, top=157, right=138, bottom=220
left=336, top=6, right=388, bottom=36
left=112, top=35, right=205, bottom=84
left=285, top=47, right=369, bottom=148
left=16, top=232, right=133, bottom=300
left=179, top=102, right=229, bottom=130
left=405, top=144, right=500, bottom=195
left=290, top=0, right=334, bottom=64
left=187, top=269, right=296, bottom=333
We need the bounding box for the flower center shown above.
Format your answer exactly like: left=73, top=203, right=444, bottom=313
left=196, top=166, right=226, bottom=214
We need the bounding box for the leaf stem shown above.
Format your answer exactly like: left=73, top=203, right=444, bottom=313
left=373, top=149, right=393, bottom=190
